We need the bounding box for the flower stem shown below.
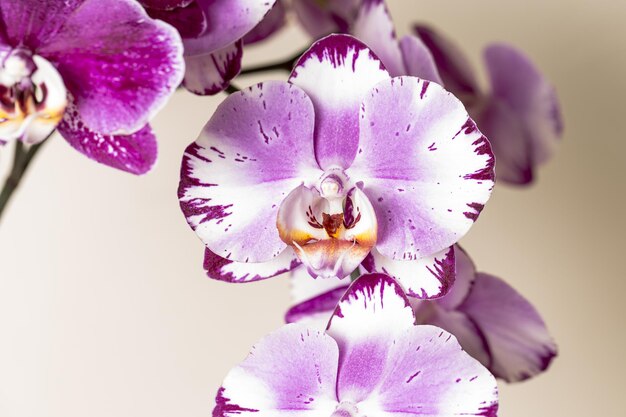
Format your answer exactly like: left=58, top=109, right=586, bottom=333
left=239, top=48, right=307, bottom=76
left=0, top=139, right=47, bottom=222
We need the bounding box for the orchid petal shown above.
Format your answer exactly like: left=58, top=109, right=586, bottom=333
left=183, top=41, right=242, bottom=96
left=38, top=0, right=183, bottom=136
left=349, top=77, right=495, bottom=260
left=203, top=247, right=300, bottom=283
left=413, top=25, right=480, bottom=96
left=399, top=35, right=444, bottom=84
left=183, top=0, right=276, bottom=55
left=213, top=324, right=339, bottom=417
left=459, top=273, right=557, bottom=382
left=139, top=0, right=194, bottom=10
left=351, top=0, right=405, bottom=76
left=434, top=245, right=475, bottom=310
left=178, top=81, right=321, bottom=262
left=289, top=34, right=389, bottom=170
left=285, top=285, right=348, bottom=329
left=144, top=0, right=207, bottom=39
left=484, top=44, right=563, bottom=166
left=58, top=99, right=156, bottom=175
left=290, top=265, right=347, bottom=304
left=292, top=0, right=359, bottom=38
left=243, top=0, right=287, bottom=45
left=361, top=246, right=455, bottom=299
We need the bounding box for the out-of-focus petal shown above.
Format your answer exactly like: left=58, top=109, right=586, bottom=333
left=289, top=34, right=389, bottom=170
left=292, top=0, right=359, bottom=38
left=285, top=285, right=348, bottom=329
left=459, top=272, right=558, bottom=382
left=139, top=0, right=194, bottom=10
left=178, top=81, right=321, bottom=263
left=58, top=100, right=156, bottom=175
left=361, top=246, right=455, bottom=299
left=183, top=41, right=242, bottom=96
left=204, top=247, right=300, bottom=283
left=484, top=44, right=563, bottom=165
left=434, top=244, right=475, bottom=310
left=399, top=35, right=443, bottom=84
left=213, top=324, right=339, bottom=417
left=183, top=0, right=276, bottom=55
left=414, top=25, right=480, bottom=96
left=144, top=1, right=207, bottom=38
left=243, top=0, right=287, bottom=44
left=351, top=0, right=405, bottom=77
left=39, top=0, right=184, bottom=135
left=349, top=77, right=495, bottom=260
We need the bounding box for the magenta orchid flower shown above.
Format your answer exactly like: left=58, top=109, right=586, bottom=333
left=179, top=35, right=495, bottom=298
left=0, top=0, right=184, bottom=174
left=351, top=0, right=563, bottom=185
left=140, top=0, right=276, bottom=95
left=214, top=273, right=498, bottom=417
left=286, top=245, right=557, bottom=383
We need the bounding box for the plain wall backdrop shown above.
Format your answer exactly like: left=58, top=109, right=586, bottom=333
left=0, top=1, right=624, bottom=416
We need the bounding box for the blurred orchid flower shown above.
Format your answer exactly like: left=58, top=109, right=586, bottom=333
left=140, top=0, right=276, bottom=95
left=179, top=35, right=494, bottom=298
left=213, top=273, right=499, bottom=417
left=286, top=245, right=558, bottom=383
left=349, top=0, right=563, bottom=184
left=0, top=0, right=184, bottom=174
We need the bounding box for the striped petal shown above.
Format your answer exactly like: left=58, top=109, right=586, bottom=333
left=204, top=247, right=300, bottom=283
left=182, top=41, right=242, bottom=96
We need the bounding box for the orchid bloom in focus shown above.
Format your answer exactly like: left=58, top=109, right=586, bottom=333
left=0, top=0, right=184, bottom=174
left=140, top=0, right=277, bottom=95
left=349, top=0, right=563, bottom=184
left=286, top=245, right=558, bottom=383
left=213, top=273, right=499, bottom=417
left=179, top=35, right=494, bottom=299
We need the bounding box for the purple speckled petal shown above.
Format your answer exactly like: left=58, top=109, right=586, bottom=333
left=38, top=0, right=184, bottom=135
left=292, top=0, right=359, bottom=38
left=361, top=246, right=455, bottom=299
left=434, top=245, right=475, bottom=310
left=484, top=44, right=563, bottom=166
left=203, top=247, right=300, bottom=283
left=351, top=0, right=405, bottom=77
left=399, top=35, right=443, bottom=84
left=178, top=81, right=322, bottom=263
left=58, top=99, right=156, bottom=175
left=183, top=0, right=276, bottom=56
left=0, top=0, right=82, bottom=50
left=327, top=274, right=498, bottom=415
left=213, top=324, right=339, bottom=417
left=183, top=41, right=242, bottom=96
left=458, top=272, right=557, bottom=382
left=414, top=25, right=480, bottom=96
left=243, top=0, right=287, bottom=44
left=286, top=285, right=348, bottom=329
left=289, top=34, right=389, bottom=170
left=349, top=77, right=494, bottom=260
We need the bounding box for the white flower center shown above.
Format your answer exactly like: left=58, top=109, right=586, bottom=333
left=330, top=402, right=360, bottom=417
left=0, top=50, right=67, bottom=144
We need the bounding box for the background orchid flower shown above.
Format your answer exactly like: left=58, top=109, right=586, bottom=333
left=350, top=0, right=563, bottom=185
left=140, top=0, right=276, bottom=95
left=213, top=273, right=499, bottom=417
left=286, top=245, right=557, bottom=383
left=179, top=35, right=494, bottom=298
left=0, top=0, right=184, bottom=174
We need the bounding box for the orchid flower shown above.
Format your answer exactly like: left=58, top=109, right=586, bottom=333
left=213, top=273, right=499, bottom=417
left=350, top=0, right=563, bottom=184
left=179, top=35, right=494, bottom=298
left=140, top=0, right=277, bottom=95
left=0, top=0, right=184, bottom=174
left=286, top=245, right=557, bottom=383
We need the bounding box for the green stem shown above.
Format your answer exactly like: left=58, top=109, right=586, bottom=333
left=239, top=48, right=307, bottom=76
left=0, top=139, right=47, bottom=222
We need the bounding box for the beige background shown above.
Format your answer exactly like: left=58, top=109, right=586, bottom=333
left=0, top=1, right=624, bottom=416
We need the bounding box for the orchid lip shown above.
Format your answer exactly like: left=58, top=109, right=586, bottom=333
left=0, top=51, right=67, bottom=144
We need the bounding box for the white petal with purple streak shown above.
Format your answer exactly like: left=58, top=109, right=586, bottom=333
left=183, top=41, right=242, bottom=96
left=349, top=76, right=494, bottom=260
left=179, top=81, right=322, bottom=262
left=204, top=247, right=300, bottom=283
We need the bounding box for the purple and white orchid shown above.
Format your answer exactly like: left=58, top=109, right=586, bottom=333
left=345, top=0, right=563, bottom=184
left=0, top=0, right=184, bottom=174
left=140, top=0, right=277, bottom=95
left=214, top=273, right=499, bottom=417
left=286, top=245, right=557, bottom=383
left=179, top=35, right=495, bottom=298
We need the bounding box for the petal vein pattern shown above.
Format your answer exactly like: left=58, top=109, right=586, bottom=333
left=179, top=81, right=322, bottom=262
